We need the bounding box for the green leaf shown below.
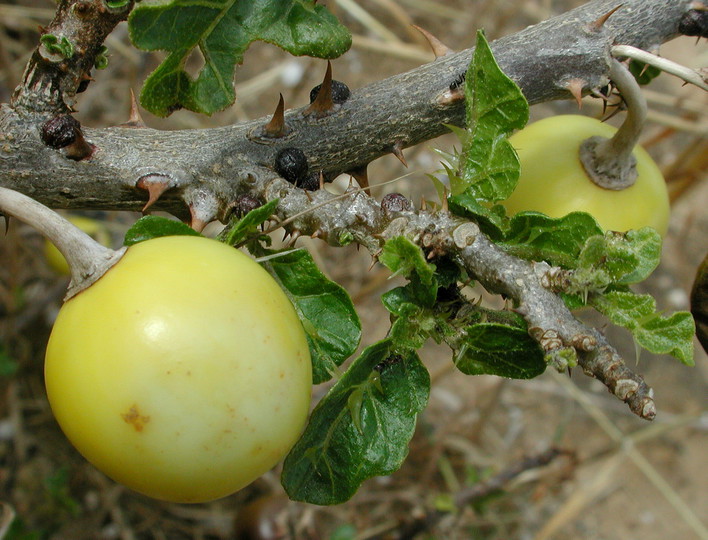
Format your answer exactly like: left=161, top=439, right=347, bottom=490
left=379, top=237, right=437, bottom=307
left=123, top=215, right=202, bottom=246
left=609, top=228, right=662, bottom=285
left=219, top=199, right=279, bottom=247
left=281, top=340, right=430, bottom=504
left=629, top=60, right=662, bottom=85
left=40, top=34, right=74, bottom=59
left=379, top=237, right=435, bottom=284
left=592, top=290, right=695, bottom=366
left=500, top=211, right=603, bottom=268
left=447, top=192, right=508, bottom=240
left=129, top=0, right=351, bottom=116
left=381, top=287, right=439, bottom=349
left=259, top=249, right=361, bottom=384
left=455, top=323, right=546, bottom=379
left=570, top=228, right=662, bottom=295
left=453, top=30, right=528, bottom=201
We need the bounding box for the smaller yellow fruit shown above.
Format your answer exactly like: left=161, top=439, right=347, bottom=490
left=502, top=115, right=670, bottom=236
left=44, top=216, right=112, bottom=275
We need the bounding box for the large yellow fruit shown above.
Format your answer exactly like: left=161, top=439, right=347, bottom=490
left=502, top=115, right=670, bottom=236
left=45, top=235, right=311, bottom=503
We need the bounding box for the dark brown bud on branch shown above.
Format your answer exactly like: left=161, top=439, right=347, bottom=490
left=298, top=172, right=321, bottom=192
left=274, top=147, right=309, bottom=185
left=679, top=8, right=708, bottom=38
left=309, top=79, right=351, bottom=105
left=230, top=194, right=263, bottom=218
left=381, top=192, right=412, bottom=215
left=40, top=115, right=94, bottom=160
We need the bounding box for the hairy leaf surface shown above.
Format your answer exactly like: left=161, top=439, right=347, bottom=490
left=282, top=340, right=429, bottom=504
left=592, top=290, right=695, bottom=366
left=455, top=323, right=545, bottom=378
left=452, top=30, right=528, bottom=200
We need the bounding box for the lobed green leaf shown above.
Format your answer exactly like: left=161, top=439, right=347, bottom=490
left=570, top=228, right=662, bottom=296
left=501, top=211, right=603, bottom=268
left=129, top=0, right=351, bottom=116
left=592, top=290, right=695, bottom=366
left=281, top=340, right=429, bottom=504
left=452, top=30, right=528, bottom=201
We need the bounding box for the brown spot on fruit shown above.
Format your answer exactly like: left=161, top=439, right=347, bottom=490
left=121, top=404, right=150, bottom=432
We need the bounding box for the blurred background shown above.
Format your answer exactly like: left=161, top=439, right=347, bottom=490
left=0, top=0, right=706, bottom=538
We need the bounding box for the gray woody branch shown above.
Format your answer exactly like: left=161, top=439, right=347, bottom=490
left=0, top=0, right=700, bottom=420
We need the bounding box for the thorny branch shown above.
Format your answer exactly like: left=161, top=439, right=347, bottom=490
left=0, top=0, right=703, bottom=419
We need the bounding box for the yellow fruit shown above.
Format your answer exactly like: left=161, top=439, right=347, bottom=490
left=502, top=115, right=670, bottom=236
left=45, top=236, right=311, bottom=503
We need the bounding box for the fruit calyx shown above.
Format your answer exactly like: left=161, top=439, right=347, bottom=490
left=0, top=187, right=124, bottom=299
left=579, top=58, right=646, bottom=191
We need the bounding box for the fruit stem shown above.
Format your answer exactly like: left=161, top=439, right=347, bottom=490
left=0, top=187, right=125, bottom=299
left=579, top=58, right=647, bottom=190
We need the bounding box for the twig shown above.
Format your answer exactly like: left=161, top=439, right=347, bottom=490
left=612, top=44, right=708, bottom=92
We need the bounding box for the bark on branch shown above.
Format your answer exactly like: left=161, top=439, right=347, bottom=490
left=0, top=0, right=700, bottom=420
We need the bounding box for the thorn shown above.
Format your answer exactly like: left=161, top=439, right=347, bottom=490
left=420, top=197, right=427, bottom=211
left=587, top=4, right=623, bottom=32
left=411, top=24, right=454, bottom=58
left=319, top=171, right=325, bottom=190
left=286, top=230, right=301, bottom=247
left=304, top=61, right=334, bottom=118
left=187, top=193, right=217, bottom=234
left=76, top=72, right=94, bottom=93
left=567, top=367, right=573, bottom=378
left=263, top=93, right=288, bottom=137
left=190, top=216, right=208, bottom=233
left=566, top=78, right=585, bottom=109
left=391, top=140, right=408, bottom=167
left=347, top=165, right=369, bottom=189
left=121, top=89, right=146, bottom=128
left=441, top=188, right=449, bottom=212
left=368, top=256, right=378, bottom=271
left=136, top=176, right=172, bottom=213
left=282, top=229, right=290, bottom=242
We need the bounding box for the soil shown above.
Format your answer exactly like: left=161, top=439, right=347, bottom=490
left=0, top=0, right=706, bottom=539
